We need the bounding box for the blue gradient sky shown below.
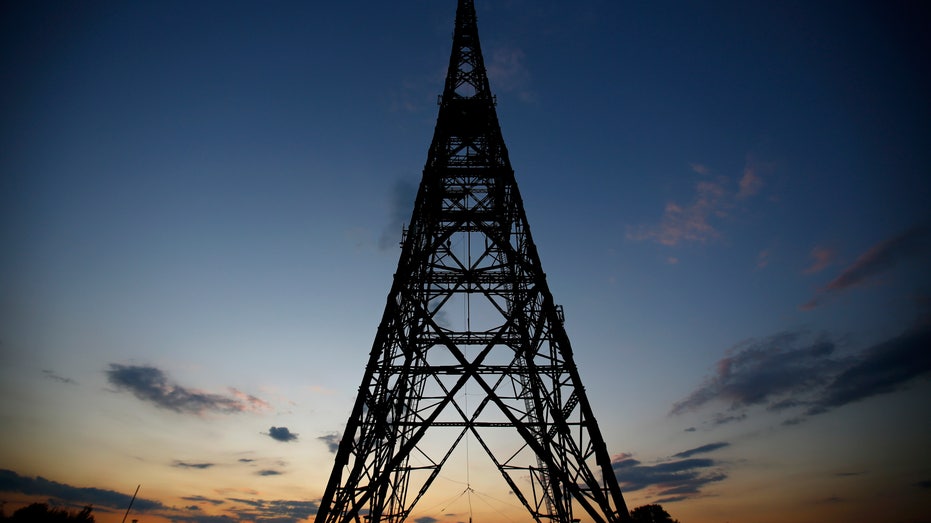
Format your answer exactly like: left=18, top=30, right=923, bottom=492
left=2, top=2, right=929, bottom=522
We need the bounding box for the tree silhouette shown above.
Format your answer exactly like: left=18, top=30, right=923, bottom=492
left=1, top=503, right=95, bottom=522
left=630, top=503, right=680, bottom=523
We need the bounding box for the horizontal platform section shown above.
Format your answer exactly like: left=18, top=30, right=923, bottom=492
left=375, top=364, right=568, bottom=375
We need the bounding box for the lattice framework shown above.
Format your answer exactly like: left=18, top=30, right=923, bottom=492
left=315, top=3, right=631, bottom=522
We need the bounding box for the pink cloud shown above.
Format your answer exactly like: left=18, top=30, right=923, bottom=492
left=627, top=177, right=728, bottom=246
left=757, top=248, right=772, bottom=269
left=804, top=246, right=836, bottom=274
left=308, top=384, right=337, bottom=396
left=486, top=46, right=533, bottom=101
left=629, top=155, right=772, bottom=248
left=229, top=388, right=272, bottom=413
left=801, top=226, right=929, bottom=310
left=737, top=155, right=773, bottom=199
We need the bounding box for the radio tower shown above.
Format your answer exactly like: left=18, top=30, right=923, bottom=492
left=315, top=2, right=631, bottom=522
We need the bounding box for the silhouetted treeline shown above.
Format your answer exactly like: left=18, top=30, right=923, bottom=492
left=630, top=503, right=680, bottom=523
left=0, top=503, right=94, bottom=522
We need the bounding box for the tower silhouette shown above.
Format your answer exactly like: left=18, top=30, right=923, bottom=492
left=316, top=2, right=631, bottom=523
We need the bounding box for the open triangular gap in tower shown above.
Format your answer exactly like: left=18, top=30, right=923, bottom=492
left=314, top=2, right=632, bottom=522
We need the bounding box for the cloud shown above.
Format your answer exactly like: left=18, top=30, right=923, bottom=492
left=257, top=470, right=283, bottom=476
left=629, top=156, right=771, bottom=247
left=804, top=245, right=836, bottom=274
left=736, top=164, right=763, bottom=199
left=0, top=471, right=317, bottom=523
left=738, top=154, right=773, bottom=200
left=319, top=432, right=341, bottom=453
left=711, top=412, right=747, bottom=426
left=0, top=469, right=164, bottom=512
left=388, top=78, right=436, bottom=114
left=378, top=178, right=418, bottom=250
left=627, top=177, right=729, bottom=246
left=42, top=369, right=76, bottom=385
left=224, top=498, right=318, bottom=522
left=756, top=248, right=771, bottom=269
left=308, top=384, right=336, bottom=396
left=612, top=451, right=727, bottom=502
left=106, top=364, right=270, bottom=415
left=807, top=324, right=931, bottom=415
left=802, top=226, right=929, bottom=310
left=174, top=461, right=215, bottom=470
left=182, top=495, right=225, bottom=506
left=267, top=426, right=298, bottom=442
left=672, top=324, right=931, bottom=423
left=670, top=331, right=841, bottom=415
left=672, top=442, right=730, bottom=458
left=416, top=517, right=439, bottom=523
left=486, top=46, right=533, bottom=102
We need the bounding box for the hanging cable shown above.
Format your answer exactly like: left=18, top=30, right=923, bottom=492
left=466, top=228, right=471, bottom=331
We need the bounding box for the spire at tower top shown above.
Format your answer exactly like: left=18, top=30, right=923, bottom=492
left=428, top=0, right=509, bottom=170
left=443, top=0, right=492, bottom=100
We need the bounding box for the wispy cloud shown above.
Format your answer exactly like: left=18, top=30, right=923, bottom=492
left=42, top=369, right=76, bottom=385
left=671, top=323, right=931, bottom=424
left=266, top=426, right=298, bottom=442
left=835, top=471, right=864, bottom=477
left=106, top=364, right=270, bottom=415
left=486, top=45, right=533, bottom=102
left=257, top=469, right=283, bottom=476
left=612, top=448, right=728, bottom=502
left=308, top=384, right=337, bottom=396
left=710, top=412, right=747, bottom=426
left=736, top=160, right=764, bottom=199
left=166, top=497, right=317, bottom=523
left=804, top=245, right=837, bottom=274
left=181, top=495, right=225, bottom=506
left=672, top=442, right=730, bottom=459
left=224, top=498, right=318, bottom=522
left=807, top=324, right=931, bottom=415
left=0, top=469, right=164, bottom=512
left=756, top=248, right=772, bottom=269
left=378, top=178, right=419, bottom=250
left=670, top=331, right=841, bottom=415
left=319, top=432, right=341, bottom=453
left=388, top=78, right=436, bottom=114
left=627, top=176, right=729, bottom=246
left=802, top=226, right=929, bottom=310
left=629, top=157, right=771, bottom=247
left=173, top=461, right=215, bottom=470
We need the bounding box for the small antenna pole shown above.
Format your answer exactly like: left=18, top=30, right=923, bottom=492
left=121, top=484, right=140, bottom=523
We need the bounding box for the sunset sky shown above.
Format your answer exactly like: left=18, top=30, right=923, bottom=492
left=2, top=1, right=930, bottom=522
